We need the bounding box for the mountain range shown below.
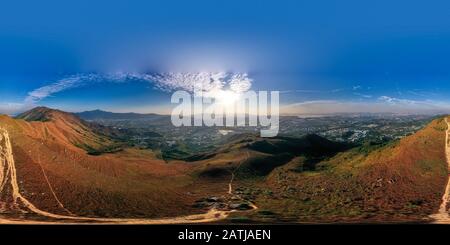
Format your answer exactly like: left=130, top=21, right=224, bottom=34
left=75, top=109, right=167, bottom=121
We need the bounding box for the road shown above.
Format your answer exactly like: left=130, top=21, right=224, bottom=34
left=430, top=117, right=450, bottom=223
left=0, top=127, right=255, bottom=224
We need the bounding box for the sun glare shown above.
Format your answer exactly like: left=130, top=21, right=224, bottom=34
left=214, top=90, right=241, bottom=106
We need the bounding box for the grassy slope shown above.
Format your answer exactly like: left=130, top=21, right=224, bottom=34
left=247, top=117, right=447, bottom=223
left=0, top=114, right=201, bottom=218
left=1, top=108, right=447, bottom=222
left=189, top=134, right=350, bottom=178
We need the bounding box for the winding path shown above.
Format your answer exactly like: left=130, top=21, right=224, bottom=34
left=430, top=117, right=450, bottom=223
left=36, top=155, right=74, bottom=216
left=228, top=151, right=250, bottom=195
left=0, top=127, right=253, bottom=224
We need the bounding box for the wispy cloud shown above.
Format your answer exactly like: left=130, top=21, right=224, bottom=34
left=281, top=84, right=366, bottom=95
left=352, top=85, right=362, bottom=90
left=25, top=74, right=104, bottom=104
left=5, top=74, right=448, bottom=117
left=377, top=95, right=427, bottom=104
left=282, top=97, right=450, bottom=115
left=353, top=92, right=373, bottom=98
left=407, top=89, right=439, bottom=98
left=142, top=72, right=252, bottom=93
left=23, top=72, right=253, bottom=105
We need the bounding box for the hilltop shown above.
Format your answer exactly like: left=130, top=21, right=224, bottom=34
left=14, top=106, right=122, bottom=155
left=0, top=107, right=196, bottom=219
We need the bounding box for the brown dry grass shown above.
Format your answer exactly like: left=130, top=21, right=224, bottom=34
left=0, top=114, right=201, bottom=218
left=1, top=111, right=447, bottom=223
left=249, top=117, right=448, bottom=223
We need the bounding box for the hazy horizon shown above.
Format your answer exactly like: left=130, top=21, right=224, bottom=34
left=5, top=105, right=449, bottom=118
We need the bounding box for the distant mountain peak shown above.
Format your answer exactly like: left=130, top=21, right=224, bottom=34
left=15, top=106, right=77, bottom=122
left=75, top=109, right=166, bottom=120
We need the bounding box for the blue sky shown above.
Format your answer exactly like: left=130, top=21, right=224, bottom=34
left=1, top=0, right=450, bottom=115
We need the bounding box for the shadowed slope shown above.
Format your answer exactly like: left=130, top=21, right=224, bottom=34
left=191, top=134, right=351, bottom=179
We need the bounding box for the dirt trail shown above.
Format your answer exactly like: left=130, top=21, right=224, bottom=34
left=0, top=127, right=247, bottom=224
left=228, top=151, right=249, bottom=195
left=227, top=151, right=259, bottom=213
left=36, top=155, right=74, bottom=215
left=430, top=118, right=450, bottom=223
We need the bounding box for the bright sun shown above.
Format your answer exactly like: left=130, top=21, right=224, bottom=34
left=202, top=89, right=241, bottom=107
left=213, top=90, right=241, bottom=106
